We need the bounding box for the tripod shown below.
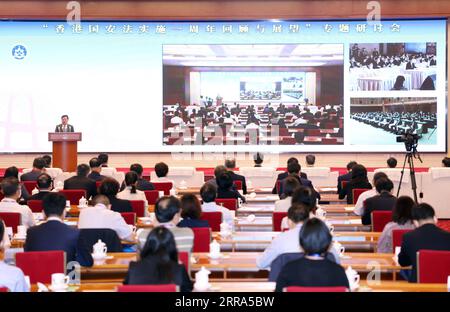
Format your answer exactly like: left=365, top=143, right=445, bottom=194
left=397, top=150, right=422, bottom=203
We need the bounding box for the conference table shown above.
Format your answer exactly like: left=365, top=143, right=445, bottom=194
left=237, top=204, right=355, bottom=217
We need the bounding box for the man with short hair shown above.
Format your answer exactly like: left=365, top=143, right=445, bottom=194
left=305, top=154, right=316, bottom=167
left=138, top=196, right=193, bottom=252
left=63, top=164, right=97, bottom=199
left=128, top=163, right=154, bottom=191
left=78, top=195, right=134, bottom=242
left=206, top=165, right=227, bottom=189
left=55, top=114, right=74, bottom=133
left=153, top=162, right=171, bottom=182
left=354, top=171, right=388, bottom=216
left=337, top=161, right=357, bottom=195
left=361, top=178, right=396, bottom=225
left=387, top=157, right=398, bottom=168
left=224, top=159, right=247, bottom=194
left=24, top=193, right=92, bottom=266
left=278, top=162, right=320, bottom=200
left=442, top=157, right=450, bottom=167
left=272, top=157, right=307, bottom=194
left=20, top=157, right=46, bottom=181
left=253, top=153, right=264, bottom=167
left=0, top=178, right=35, bottom=227
left=399, top=203, right=450, bottom=282
left=87, top=158, right=107, bottom=182
left=200, top=183, right=233, bottom=225
left=42, top=155, right=52, bottom=168
left=27, top=173, right=53, bottom=201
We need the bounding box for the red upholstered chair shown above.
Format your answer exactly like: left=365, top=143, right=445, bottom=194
left=0, top=212, right=21, bottom=233
left=281, top=137, right=297, bottom=145
left=0, top=287, right=8, bottom=292
left=284, top=286, right=347, bottom=292
left=95, top=181, right=102, bottom=189
left=273, top=211, right=287, bottom=232
left=15, top=251, right=66, bottom=284
left=58, top=189, right=86, bottom=205
left=23, top=181, right=38, bottom=194
left=371, top=211, right=392, bottom=232
left=417, top=250, right=450, bottom=283
left=153, top=182, right=173, bottom=195
left=306, top=129, right=321, bottom=136
left=192, top=227, right=211, bottom=252
left=27, top=200, right=43, bottom=213
left=117, top=284, right=178, bottom=292
left=129, top=200, right=146, bottom=218
left=352, top=188, right=369, bottom=205
left=143, top=190, right=160, bottom=205
left=437, top=219, right=450, bottom=232
left=215, top=199, right=238, bottom=211
left=178, top=251, right=189, bottom=273
left=233, top=180, right=243, bottom=190
left=200, top=212, right=222, bottom=232
left=392, top=229, right=412, bottom=250
left=120, top=212, right=136, bottom=226
left=321, top=138, right=338, bottom=144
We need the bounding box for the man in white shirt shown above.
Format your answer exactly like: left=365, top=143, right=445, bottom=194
left=170, top=111, right=184, bottom=125
left=200, top=183, right=233, bottom=225
left=0, top=178, right=35, bottom=228
left=78, top=195, right=134, bottom=242
left=354, top=171, right=388, bottom=216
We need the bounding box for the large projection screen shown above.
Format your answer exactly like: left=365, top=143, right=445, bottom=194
left=0, top=19, right=446, bottom=153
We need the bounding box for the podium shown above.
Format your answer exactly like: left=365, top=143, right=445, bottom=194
left=48, top=132, right=82, bottom=172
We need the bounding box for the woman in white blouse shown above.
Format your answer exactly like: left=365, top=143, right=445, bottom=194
left=117, top=172, right=149, bottom=216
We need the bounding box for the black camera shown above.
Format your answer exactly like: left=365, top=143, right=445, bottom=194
left=396, top=132, right=419, bottom=152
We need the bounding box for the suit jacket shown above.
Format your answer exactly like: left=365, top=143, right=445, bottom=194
left=120, top=178, right=155, bottom=192
left=123, top=256, right=193, bottom=292
left=277, top=174, right=320, bottom=200
left=87, top=171, right=106, bottom=182
left=20, top=170, right=42, bottom=182
left=108, top=196, right=133, bottom=213
left=27, top=191, right=52, bottom=202
left=63, top=175, right=97, bottom=199
left=229, top=171, right=247, bottom=195
left=24, top=220, right=93, bottom=267
left=398, top=224, right=450, bottom=282
left=430, top=59, right=436, bottom=66
left=339, top=179, right=372, bottom=204
left=272, top=171, right=308, bottom=194
left=55, top=124, right=75, bottom=132
left=362, top=192, right=397, bottom=225
left=177, top=218, right=210, bottom=229
left=217, top=188, right=246, bottom=203
left=337, top=172, right=352, bottom=195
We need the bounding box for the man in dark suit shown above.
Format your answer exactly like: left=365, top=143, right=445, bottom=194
left=27, top=173, right=53, bottom=201
left=272, top=157, right=307, bottom=194
left=278, top=162, right=320, bottom=200
left=130, top=163, right=154, bottom=191
left=337, top=161, right=357, bottom=195
left=362, top=178, right=397, bottom=225
left=225, top=158, right=247, bottom=195
left=24, top=193, right=93, bottom=267
left=87, top=157, right=106, bottom=182
left=99, top=178, right=132, bottom=213
left=64, top=164, right=97, bottom=199
left=399, top=203, right=450, bottom=282
left=55, top=114, right=75, bottom=132
left=20, top=157, right=47, bottom=181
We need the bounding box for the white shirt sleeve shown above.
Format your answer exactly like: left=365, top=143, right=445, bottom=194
left=23, top=206, right=36, bottom=228
left=256, top=234, right=282, bottom=269
left=112, top=213, right=133, bottom=241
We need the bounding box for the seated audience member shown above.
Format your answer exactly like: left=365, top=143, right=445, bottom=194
left=0, top=220, right=29, bottom=292
left=40, top=155, right=62, bottom=179
left=354, top=172, right=388, bottom=216
left=206, top=165, right=228, bottom=189
left=362, top=178, right=396, bottom=225
left=274, top=177, right=300, bottom=212
left=216, top=172, right=246, bottom=203
left=253, top=152, right=264, bottom=167
left=138, top=196, right=193, bottom=253
left=98, top=178, right=132, bottom=213
left=63, top=164, right=97, bottom=199
left=78, top=195, right=134, bottom=242
left=387, top=157, right=398, bottom=168
left=177, top=194, right=209, bottom=229
left=121, top=163, right=154, bottom=191
left=224, top=158, right=247, bottom=194
left=339, top=164, right=372, bottom=204
left=305, top=154, right=316, bottom=167
left=87, top=158, right=106, bottom=182
left=124, top=226, right=193, bottom=292
left=442, top=157, right=450, bottom=167
left=27, top=173, right=53, bottom=201
left=398, top=203, right=450, bottom=282
left=24, top=193, right=92, bottom=266
left=391, top=75, right=407, bottom=91
left=0, top=178, right=35, bottom=227
left=3, top=166, right=30, bottom=202
left=278, top=162, right=320, bottom=200
left=272, top=158, right=307, bottom=194
left=377, top=196, right=415, bottom=253
left=336, top=161, right=357, bottom=195
left=42, top=155, right=52, bottom=168
left=97, top=153, right=110, bottom=167
left=153, top=162, right=171, bottom=182
left=419, top=76, right=435, bottom=90
left=117, top=172, right=148, bottom=215
left=275, top=218, right=349, bottom=292
left=200, top=183, right=233, bottom=225
left=20, top=157, right=46, bottom=181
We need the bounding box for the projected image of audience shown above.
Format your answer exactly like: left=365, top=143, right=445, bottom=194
left=162, top=44, right=344, bottom=146
left=349, top=42, right=437, bottom=91
left=350, top=97, right=437, bottom=145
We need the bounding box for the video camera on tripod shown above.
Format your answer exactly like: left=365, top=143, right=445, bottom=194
left=396, top=131, right=420, bottom=153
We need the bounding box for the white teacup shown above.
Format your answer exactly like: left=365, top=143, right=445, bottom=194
left=246, top=214, right=256, bottom=222
left=51, top=273, right=69, bottom=290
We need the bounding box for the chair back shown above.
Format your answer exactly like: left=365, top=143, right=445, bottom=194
left=178, top=251, right=190, bottom=273
left=15, top=251, right=66, bottom=284
left=143, top=190, right=160, bottom=205
left=27, top=200, right=43, bottom=213
left=79, top=228, right=123, bottom=253
left=215, top=198, right=238, bottom=210
left=120, top=212, right=136, bottom=226
left=129, top=200, right=146, bottom=218
left=58, top=189, right=87, bottom=205
left=152, top=182, right=173, bottom=195
left=0, top=212, right=21, bottom=233
left=192, top=227, right=211, bottom=252
left=23, top=181, right=38, bottom=194
left=371, top=211, right=393, bottom=232
left=392, top=229, right=412, bottom=249
left=117, top=284, right=178, bottom=292
left=321, top=138, right=338, bottom=144
left=341, top=180, right=348, bottom=190
left=284, top=286, right=347, bottom=292
left=95, top=181, right=102, bottom=189
left=0, top=287, right=8, bottom=292
left=200, top=212, right=222, bottom=231
left=352, top=188, right=368, bottom=204
left=417, top=250, right=450, bottom=283
left=272, top=211, right=287, bottom=231
left=233, top=180, right=243, bottom=190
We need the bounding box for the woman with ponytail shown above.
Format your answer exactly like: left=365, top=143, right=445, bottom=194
left=117, top=171, right=149, bottom=215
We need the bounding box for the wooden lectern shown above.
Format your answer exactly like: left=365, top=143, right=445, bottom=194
left=48, top=132, right=82, bottom=172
